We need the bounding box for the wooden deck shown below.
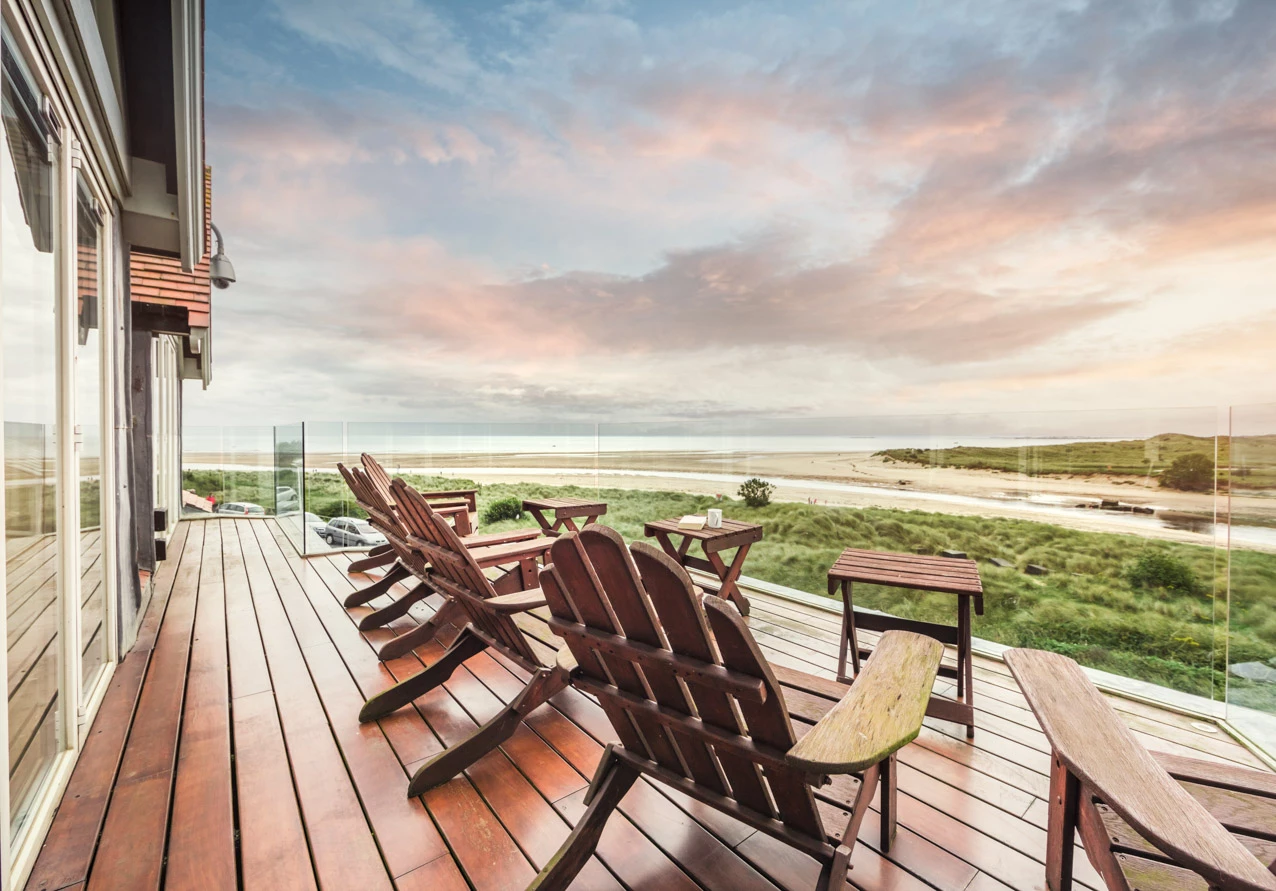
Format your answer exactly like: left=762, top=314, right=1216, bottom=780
left=23, top=517, right=1271, bottom=891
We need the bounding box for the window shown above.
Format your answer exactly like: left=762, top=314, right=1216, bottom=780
left=75, top=175, right=107, bottom=693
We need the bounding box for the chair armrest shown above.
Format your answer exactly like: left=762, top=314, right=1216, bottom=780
left=422, top=489, right=478, bottom=511
left=468, top=537, right=553, bottom=567
left=422, top=498, right=471, bottom=511
left=483, top=589, right=547, bottom=613
left=787, top=631, right=941, bottom=775
left=555, top=645, right=578, bottom=674
left=461, top=528, right=542, bottom=548
left=1005, top=648, right=1276, bottom=891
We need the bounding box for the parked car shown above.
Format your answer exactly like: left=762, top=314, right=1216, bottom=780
left=304, top=512, right=328, bottom=538
left=276, top=486, right=300, bottom=513
left=323, top=517, right=387, bottom=548
left=216, top=501, right=265, bottom=516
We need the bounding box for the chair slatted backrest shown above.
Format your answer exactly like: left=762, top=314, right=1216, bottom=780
left=542, top=526, right=824, bottom=840
left=390, top=479, right=540, bottom=668
left=337, top=463, right=425, bottom=576
left=360, top=454, right=397, bottom=505
left=339, top=463, right=391, bottom=528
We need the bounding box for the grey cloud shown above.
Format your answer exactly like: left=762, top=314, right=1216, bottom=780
left=376, top=228, right=1134, bottom=363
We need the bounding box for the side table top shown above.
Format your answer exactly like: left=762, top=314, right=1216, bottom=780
left=643, top=517, right=763, bottom=550
left=829, top=547, right=983, bottom=599
left=521, top=497, right=608, bottom=515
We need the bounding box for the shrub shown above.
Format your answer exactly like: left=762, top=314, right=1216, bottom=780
left=482, top=496, right=524, bottom=524
left=1158, top=453, right=1214, bottom=492
left=738, top=478, right=775, bottom=508
left=1126, top=551, right=1202, bottom=597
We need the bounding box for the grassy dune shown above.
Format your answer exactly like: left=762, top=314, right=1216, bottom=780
left=875, top=432, right=1276, bottom=488
left=184, top=469, right=1276, bottom=707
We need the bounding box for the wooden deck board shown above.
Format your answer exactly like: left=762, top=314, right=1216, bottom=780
left=87, top=522, right=204, bottom=891
left=165, top=522, right=236, bottom=890
left=25, top=517, right=1275, bottom=891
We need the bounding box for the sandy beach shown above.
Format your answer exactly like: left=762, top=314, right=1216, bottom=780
left=186, top=447, right=1276, bottom=548
left=262, top=448, right=1268, bottom=547
left=358, top=448, right=1270, bottom=513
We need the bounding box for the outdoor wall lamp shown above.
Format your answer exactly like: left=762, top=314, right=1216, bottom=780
left=210, top=222, right=236, bottom=290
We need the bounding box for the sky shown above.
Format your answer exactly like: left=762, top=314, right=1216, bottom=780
left=192, top=0, right=1276, bottom=428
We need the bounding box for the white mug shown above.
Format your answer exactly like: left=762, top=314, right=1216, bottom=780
left=706, top=508, right=723, bottom=528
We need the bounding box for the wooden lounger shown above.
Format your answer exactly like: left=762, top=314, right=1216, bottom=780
left=1005, top=647, right=1276, bottom=891
left=357, top=480, right=563, bottom=794
left=531, top=525, right=943, bottom=891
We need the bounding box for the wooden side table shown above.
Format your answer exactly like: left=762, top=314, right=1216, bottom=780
left=522, top=497, right=608, bottom=536
left=828, top=548, right=984, bottom=738
left=643, top=518, right=763, bottom=616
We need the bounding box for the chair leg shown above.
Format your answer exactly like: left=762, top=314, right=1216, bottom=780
left=406, top=666, right=569, bottom=795
left=359, top=627, right=487, bottom=722
left=831, top=759, right=878, bottom=877
left=344, top=562, right=411, bottom=608
left=347, top=543, right=395, bottom=573
left=376, top=599, right=466, bottom=662
left=1046, top=754, right=1080, bottom=891
left=879, top=753, right=898, bottom=852
left=358, top=581, right=434, bottom=630
left=529, top=745, right=639, bottom=891
left=816, top=844, right=852, bottom=891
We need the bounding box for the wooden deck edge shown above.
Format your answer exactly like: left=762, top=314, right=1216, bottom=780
left=1218, top=719, right=1276, bottom=772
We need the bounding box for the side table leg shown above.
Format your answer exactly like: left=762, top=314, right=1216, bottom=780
left=833, top=578, right=849, bottom=683
left=833, top=580, right=860, bottom=683
left=846, top=582, right=860, bottom=677
left=528, top=506, right=552, bottom=535
left=709, top=546, right=751, bottom=616
left=959, top=596, right=974, bottom=739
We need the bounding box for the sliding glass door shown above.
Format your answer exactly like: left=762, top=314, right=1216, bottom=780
left=1, top=24, right=62, bottom=843
left=1, top=18, right=118, bottom=856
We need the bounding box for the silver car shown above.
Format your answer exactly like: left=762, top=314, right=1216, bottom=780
left=215, top=501, right=265, bottom=516
left=323, top=517, right=387, bottom=548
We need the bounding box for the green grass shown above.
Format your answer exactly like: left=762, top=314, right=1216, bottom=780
left=183, top=468, right=1276, bottom=707
left=875, top=432, right=1276, bottom=488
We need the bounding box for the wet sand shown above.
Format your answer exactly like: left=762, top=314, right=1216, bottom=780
left=351, top=448, right=1271, bottom=515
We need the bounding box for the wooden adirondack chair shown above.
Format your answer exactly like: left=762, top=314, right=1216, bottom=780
left=337, top=463, right=436, bottom=627
left=339, top=456, right=537, bottom=603
left=358, top=478, right=568, bottom=795
left=534, top=525, right=944, bottom=891
left=342, top=453, right=476, bottom=573
left=337, top=464, right=546, bottom=661
left=1005, top=648, right=1276, bottom=891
